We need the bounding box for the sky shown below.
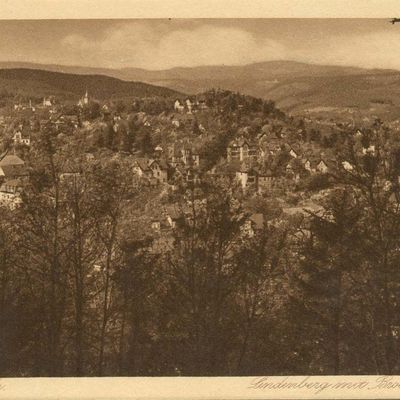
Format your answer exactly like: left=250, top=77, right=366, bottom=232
left=1, top=19, right=400, bottom=71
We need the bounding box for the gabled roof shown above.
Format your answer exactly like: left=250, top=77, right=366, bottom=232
left=0, top=155, right=25, bottom=167
left=134, top=158, right=151, bottom=171
left=229, top=137, right=257, bottom=148
left=250, top=213, right=264, bottom=230
left=149, top=159, right=169, bottom=171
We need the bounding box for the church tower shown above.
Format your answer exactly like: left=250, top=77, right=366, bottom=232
left=83, top=89, right=89, bottom=105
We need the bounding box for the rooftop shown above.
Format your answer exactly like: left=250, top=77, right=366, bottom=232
left=0, top=155, right=25, bottom=167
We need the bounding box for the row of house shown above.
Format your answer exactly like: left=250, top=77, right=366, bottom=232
left=174, top=97, right=208, bottom=114
left=149, top=201, right=265, bottom=239
left=133, top=156, right=201, bottom=187
left=133, top=140, right=202, bottom=186
left=225, top=129, right=339, bottom=192
left=227, top=133, right=298, bottom=163
left=11, top=113, right=79, bottom=148
left=13, top=97, right=57, bottom=112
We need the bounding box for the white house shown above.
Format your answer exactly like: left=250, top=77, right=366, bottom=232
left=0, top=179, right=23, bottom=210
left=13, top=130, right=30, bottom=146
left=78, top=90, right=89, bottom=107
left=342, top=161, right=354, bottom=171
left=43, top=97, right=52, bottom=107
left=186, top=98, right=194, bottom=113
left=174, top=100, right=185, bottom=112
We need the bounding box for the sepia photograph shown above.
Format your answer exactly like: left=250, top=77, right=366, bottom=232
left=3, top=4, right=400, bottom=395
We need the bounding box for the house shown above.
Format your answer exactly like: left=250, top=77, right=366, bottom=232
left=362, top=145, right=376, bottom=155
left=13, top=128, right=31, bottom=146
left=133, top=158, right=170, bottom=184
left=169, top=147, right=182, bottom=167
left=85, top=153, right=95, bottom=162
left=303, top=158, right=312, bottom=173
left=43, top=97, right=53, bottom=107
left=185, top=98, right=194, bottom=113
left=165, top=205, right=184, bottom=228
left=285, top=159, right=301, bottom=181
left=316, top=160, right=329, bottom=174
left=303, top=156, right=331, bottom=174
left=133, top=158, right=153, bottom=179
left=355, top=129, right=363, bottom=137
left=196, top=96, right=208, bottom=110
left=0, top=179, right=24, bottom=209
left=257, top=135, right=282, bottom=158
left=151, top=218, right=162, bottom=232
left=172, top=119, right=180, bottom=128
left=173, top=166, right=200, bottom=185
left=0, top=154, right=28, bottom=182
left=181, top=147, right=200, bottom=167
left=236, top=168, right=258, bottom=191
left=227, top=138, right=258, bottom=162
left=227, top=141, right=241, bottom=162
left=174, top=100, right=185, bottom=113
left=168, top=143, right=200, bottom=167
left=241, top=213, right=265, bottom=237
left=242, top=141, right=258, bottom=161
left=342, top=161, right=354, bottom=171
left=154, top=145, right=164, bottom=157
left=186, top=168, right=201, bottom=185
left=148, top=159, right=170, bottom=184
left=59, top=165, right=82, bottom=184
left=198, top=123, right=206, bottom=133
left=258, top=170, right=277, bottom=193
left=150, top=205, right=185, bottom=233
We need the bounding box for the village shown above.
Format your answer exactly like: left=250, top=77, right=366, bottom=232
left=0, top=87, right=383, bottom=241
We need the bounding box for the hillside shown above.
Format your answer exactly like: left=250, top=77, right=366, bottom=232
left=3, top=61, right=400, bottom=118
left=0, top=68, right=182, bottom=101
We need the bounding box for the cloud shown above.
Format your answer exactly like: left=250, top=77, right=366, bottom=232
left=320, top=31, right=400, bottom=70
left=61, top=22, right=288, bottom=69
left=4, top=20, right=400, bottom=71
left=288, top=29, right=400, bottom=70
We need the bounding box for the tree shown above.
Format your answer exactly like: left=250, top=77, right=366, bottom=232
left=82, top=102, right=101, bottom=120
left=157, top=178, right=247, bottom=375
left=88, top=159, right=138, bottom=375
left=112, top=237, right=156, bottom=375
left=16, top=124, right=70, bottom=375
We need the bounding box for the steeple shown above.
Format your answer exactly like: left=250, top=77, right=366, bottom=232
left=84, top=89, right=89, bottom=105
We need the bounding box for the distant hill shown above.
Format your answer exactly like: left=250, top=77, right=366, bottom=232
left=0, top=68, right=182, bottom=101
left=3, top=61, right=400, bottom=118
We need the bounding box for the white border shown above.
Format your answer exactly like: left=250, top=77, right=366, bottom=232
left=1, top=1, right=400, bottom=399
left=2, top=376, right=400, bottom=399
left=0, top=0, right=399, bottom=19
